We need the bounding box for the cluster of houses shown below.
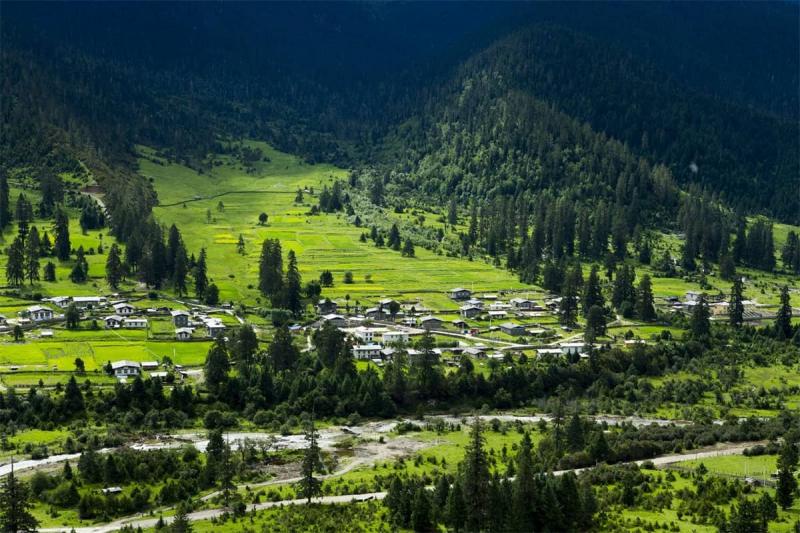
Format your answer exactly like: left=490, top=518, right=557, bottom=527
left=109, top=360, right=189, bottom=381
left=169, top=309, right=226, bottom=340
left=666, top=291, right=770, bottom=321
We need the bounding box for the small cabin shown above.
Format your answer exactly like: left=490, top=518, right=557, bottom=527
left=448, top=288, right=471, bottom=301
left=316, top=299, right=338, bottom=315
left=175, top=327, right=193, bottom=341
left=460, top=305, right=482, bottom=318
left=26, top=305, right=54, bottom=322
left=170, top=310, right=190, bottom=327
left=111, top=360, right=141, bottom=379
left=104, top=315, right=123, bottom=328
left=122, top=317, right=148, bottom=329
left=499, top=323, right=526, bottom=337
left=419, top=315, right=443, bottom=330
left=113, top=303, right=136, bottom=316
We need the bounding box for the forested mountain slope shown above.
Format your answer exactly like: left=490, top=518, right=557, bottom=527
left=1, top=2, right=797, bottom=228
left=381, top=25, right=799, bottom=221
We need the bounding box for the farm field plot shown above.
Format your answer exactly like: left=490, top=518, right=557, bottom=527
left=142, top=142, right=531, bottom=307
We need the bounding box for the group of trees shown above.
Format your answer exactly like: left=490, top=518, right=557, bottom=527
left=359, top=223, right=415, bottom=257
left=258, top=239, right=304, bottom=315
left=385, top=420, right=597, bottom=532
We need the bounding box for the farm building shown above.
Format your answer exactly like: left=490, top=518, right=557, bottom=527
left=205, top=319, right=226, bottom=338
left=175, top=327, right=193, bottom=341
left=104, top=315, right=123, bottom=328
left=352, top=344, right=383, bottom=360
left=537, top=348, right=563, bottom=359
left=321, top=313, right=346, bottom=328
left=419, top=315, right=443, bottom=330
left=141, top=361, right=160, bottom=371
left=382, top=331, right=409, bottom=344
left=460, top=305, right=482, bottom=318
left=315, top=299, right=338, bottom=315
left=72, top=296, right=107, bottom=309
left=465, top=298, right=484, bottom=308
left=499, top=323, right=526, bottom=336
left=122, top=317, right=148, bottom=329
left=448, top=288, right=471, bottom=300
left=113, top=303, right=136, bottom=315
left=509, top=298, right=536, bottom=310
left=487, top=310, right=507, bottom=319
left=559, top=342, right=587, bottom=356
left=26, top=305, right=54, bottom=321
left=111, top=360, right=141, bottom=379
left=170, top=310, right=190, bottom=327
left=365, top=307, right=390, bottom=320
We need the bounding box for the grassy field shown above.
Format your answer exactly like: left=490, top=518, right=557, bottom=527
left=141, top=142, right=531, bottom=309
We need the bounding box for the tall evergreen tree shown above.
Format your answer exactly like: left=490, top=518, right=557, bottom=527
left=775, top=285, right=793, bottom=340
left=258, top=239, right=283, bottom=302
left=690, top=294, right=711, bottom=339
left=402, top=238, right=415, bottom=257
left=194, top=248, right=208, bottom=299
left=387, top=224, right=401, bottom=250
left=729, top=277, right=745, bottom=328
left=105, top=243, right=124, bottom=289
left=14, top=194, right=32, bottom=242
left=0, top=469, right=39, bottom=532
left=283, top=250, right=302, bottom=315
left=23, top=227, right=40, bottom=285
left=461, top=417, right=490, bottom=532
left=203, top=337, right=230, bottom=394
left=636, top=274, right=656, bottom=321
left=53, top=206, right=71, bottom=261
left=582, top=265, right=604, bottom=316
left=559, top=266, right=580, bottom=327
left=512, top=432, right=537, bottom=532
left=5, top=236, right=25, bottom=287
left=299, top=417, right=324, bottom=503
left=0, top=169, right=10, bottom=229
left=173, top=242, right=188, bottom=296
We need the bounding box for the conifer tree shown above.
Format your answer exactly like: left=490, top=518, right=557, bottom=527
left=582, top=265, right=604, bottom=316
left=461, top=417, right=490, bottom=531
left=299, top=417, right=324, bottom=503
left=729, top=277, right=745, bottom=328
left=388, top=224, right=401, bottom=250
left=53, top=206, right=71, bottom=261
left=173, top=242, right=188, bottom=296
left=15, top=194, right=32, bottom=242
left=194, top=248, right=208, bottom=299
left=283, top=250, right=302, bottom=315
left=636, top=274, right=656, bottom=321
left=0, top=169, right=10, bottom=229
left=105, top=243, right=124, bottom=289
left=0, top=468, right=38, bottom=532
left=775, top=285, right=793, bottom=340
left=23, top=227, right=39, bottom=285
left=402, top=238, right=415, bottom=257
left=204, top=337, right=230, bottom=393
left=5, top=236, right=25, bottom=287
left=690, top=294, right=711, bottom=339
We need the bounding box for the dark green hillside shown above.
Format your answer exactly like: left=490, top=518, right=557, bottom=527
left=382, top=25, right=799, bottom=221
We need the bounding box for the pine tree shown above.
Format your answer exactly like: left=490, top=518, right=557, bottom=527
left=5, top=236, right=25, bottom=287
left=461, top=417, right=490, bottom=531
left=23, top=227, right=39, bottom=285
left=582, top=265, right=604, bottom=316
left=236, top=234, right=245, bottom=255
left=283, top=250, right=302, bottom=315
left=194, top=248, right=208, bottom=299
left=65, top=304, right=81, bottom=330
left=776, top=439, right=798, bottom=510
left=411, top=485, right=432, bottom=532
left=53, top=206, right=71, bottom=261
left=559, top=266, right=580, bottom=327
left=447, top=197, right=458, bottom=225
left=299, top=417, right=324, bottom=503
left=258, top=239, right=283, bottom=301
left=105, top=244, right=124, bottom=289
left=775, top=285, right=793, bottom=340
left=585, top=305, right=607, bottom=343
left=729, top=277, right=745, bottom=328
left=15, top=194, right=31, bottom=242
left=69, top=246, right=89, bottom=283
left=401, top=238, right=415, bottom=258
left=636, top=274, right=656, bottom=321
left=388, top=224, right=401, bottom=250
left=690, top=294, right=711, bottom=339
left=268, top=325, right=298, bottom=372
left=0, top=169, right=10, bottom=229
left=0, top=469, right=39, bottom=532
left=170, top=502, right=192, bottom=533
left=173, top=243, right=188, bottom=296
left=512, top=432, right=537, bottom=532
left=204, top=337, right=230, bottom=393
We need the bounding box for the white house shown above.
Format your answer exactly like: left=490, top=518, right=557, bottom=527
left=465, top=298, right=484, bottom=308
left=27, top=305, right=54, bottom=322
left=205, top=319, right=226, bottom=338
left=352, top=344, right=383, bottom=360
left=353, top=326, right=383, bottom=343
left=537, top=348, right=563, bottom=359
left=113, top=303, right=136, bottom=315
left=382, top=331, right=409, bottom=344
left=122, top=317, right=148, bottom=329
left=104, top=315, right=123, bottom=328
left=47, top=296, right=72, bottom=308
left=170, top=310, right=191, bottom=327
left=111, top=360, right=141, bottom=379
left=175, top=327, right=193, bottom=341
left=559, top=342, right=586, bottom=356
left=72, top=296, right=107, bottom=309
